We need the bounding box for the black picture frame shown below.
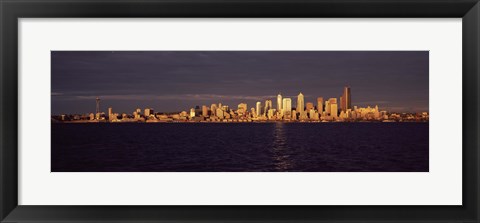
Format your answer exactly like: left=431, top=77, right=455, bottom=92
left=1, top=0, right=479, bottom=222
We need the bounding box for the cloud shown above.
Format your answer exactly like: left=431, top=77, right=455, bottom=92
left=71, top=94, right=277, bottom=102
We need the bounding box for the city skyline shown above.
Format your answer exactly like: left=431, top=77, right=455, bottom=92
left=53, top=86, right=429, bottom=123
left=52, top=51, right=429, bottom=114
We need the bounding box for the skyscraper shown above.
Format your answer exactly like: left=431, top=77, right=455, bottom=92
left=144, top=108, right=152, bottom=117
left=202, top=105, right=208, bottom=117
left=265, top=100, right=273, bottom=115
left=341, top=86, right=352, bottom=112
left=256, top=101, right=262, bottom=117
left=210, top=104, right=217, bottom=116
left=190, top=108, right=195, bottom=118
left=282, top=98, right=292, bottom=119
left=306, top=102, right=314, bottom=112
left=95, top=97, right=100, bottom=119
left=325, top=100, right=331, bottom=115
left=340, top=96, right=345, bottom=112
left=329, top=98, right=338, bottom=117
left=331, top=103, right=338, bottom=118
left=108, top=107, right=113, bottom=120
left=297, top=93, right=307, bottom=120
left=317, top=97, right=324, bottom=113
left=277, top=93, right=282, bottom=112
left=237, top=103, right=247, bottom=116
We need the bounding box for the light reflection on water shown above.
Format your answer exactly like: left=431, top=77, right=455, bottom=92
left=52, top=123, right=429, bottom=172
left=272, top=122, right=293, bottom=171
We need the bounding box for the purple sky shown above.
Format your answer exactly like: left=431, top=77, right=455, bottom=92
left=51, top=51, right=429, bottom=114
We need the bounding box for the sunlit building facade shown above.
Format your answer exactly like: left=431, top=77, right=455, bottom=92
left=277, top=93, right=282, bottom=112
left=282, top=98, right=292, bottom=119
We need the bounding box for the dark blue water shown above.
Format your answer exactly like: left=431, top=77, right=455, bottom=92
left=51, top=123, right=429, bottom=172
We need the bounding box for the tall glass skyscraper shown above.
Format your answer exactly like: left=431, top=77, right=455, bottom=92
left=282, top=98, right=292, bottom=119
left=317, top=97, right=324, bottom=113
left=277, top=93, right=282, bottom=112
left=297, top=93, right=306, bottom=119
left=265, top=100, right=272, bottom=115
left=256, top=102, right=262, bottom=117
left=342, top=86, right=352, bottom=112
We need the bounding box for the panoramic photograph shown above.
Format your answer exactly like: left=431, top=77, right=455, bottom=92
left=51, top=51, right=429, bottom=172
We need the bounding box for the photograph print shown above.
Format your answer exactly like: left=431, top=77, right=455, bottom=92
left=51, top=51, right=429, bottom=172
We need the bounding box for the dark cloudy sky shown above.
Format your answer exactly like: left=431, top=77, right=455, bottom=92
left=51, top=51, right=428, bottom=114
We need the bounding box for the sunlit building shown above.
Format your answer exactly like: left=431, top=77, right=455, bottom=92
left=210, top=104, right=217, bottom=116
left=341, top=86, right=351, bottom=112
left=306, top=102, right=314, bottom=112
left=282, top=98, right=292, bottom=119
left=202, top=105, right=208, bottom=117
left=265, top=100, right=272, bottom=116
left=297, top=93, right=307, bottom=120
left=108, top=107, right=113, bottom=120
left=190, top=108, right=195, bottom=118
left=267, top=108, right=276, bottom=120
left=291, top=110, right=297, bottom=120
left=331, top=103, right=338, bottom=118
left=325, top=100, right=331, bottom=115
left=256, top=102, right=262, bottom=117
left=277, top=93, right=282, bottom=113
left=237, top=103, right=247, bottom=116
left=317, top=97, right=324, bottom=113
left=329, top=98, right=338, bottom=118
left=144, top=108, right=153, bottom=117
left=216, top=108, right=224, bottom=119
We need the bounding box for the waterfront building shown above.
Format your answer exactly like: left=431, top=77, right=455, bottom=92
left=210, top=104, right=217, bottom=116
left=190, top=108, right=195, bottom=118
left=265, top=100, right=272, bottom=116
left=329, top=98, right=338, bottom=118
left=144, top=108, right=153, bottom=117
left=216, top=108, right=224, bottom=119
left=133, top=111, right=141, bottom=119
left=291, top=110, right=297, bottom=120
left=331, top=103, right=338, bottom=118
left=329, top=98, right=337, bottom=104
left=374, top=105, right=380, bottom=119
left=306, top=102, right=314, bottom=112
left=317, top=97, right=324, bottom=113
left=340, top=96, right=344, bottom=112
left=237, top=103, right=247, bottom=116
left=108, top=107, right=113, bottom=120
left=202, top=105, right=208, bottom=117
left=256, top=101, right=262, bottom=117
left=194, top=105, right=201, bottom=116
left=325, top=100, right=331, bottom=115
left=95, top=97, right=101, bottom=120
left=282, top=98, right=292, bottom=119
left=180, top=111, right=188, bottom=117
left=277, top=93, right=282, bottom=113
left=267, top=109, right=276, bottom=120
left=309, top=109, right=316, bottom=120
left=221, top=105, right=229, bottom=112
left=341, top=86, right=352, bottom=112
left=297, top=93, right=306, bottom=120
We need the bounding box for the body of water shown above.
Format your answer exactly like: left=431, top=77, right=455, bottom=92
left=52, top=123, right=429, bottom=172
